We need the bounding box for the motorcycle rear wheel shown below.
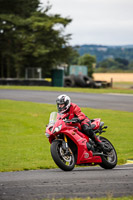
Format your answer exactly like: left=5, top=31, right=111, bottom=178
left=51, top=140, right=75, bottom=171
left=99, top=136, right=117, bottom=169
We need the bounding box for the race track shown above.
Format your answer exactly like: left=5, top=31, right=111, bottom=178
left=0, top=89, right=133, bottom=112
left=0, top=89, right=133, bottom=199
left=0, top=165, right=133, bottom=200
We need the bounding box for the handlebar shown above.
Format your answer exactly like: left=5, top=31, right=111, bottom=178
left=65, top=119, right=76, bottom=123
left=65, top=118, right=80, bottom=124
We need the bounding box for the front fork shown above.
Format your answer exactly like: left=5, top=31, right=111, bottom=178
left=64, top=134, right=68, bottom=148
left=63, top=134, right=72, bottom=155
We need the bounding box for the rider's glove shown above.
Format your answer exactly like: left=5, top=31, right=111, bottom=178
left=71, top=117, right=80, bottom=123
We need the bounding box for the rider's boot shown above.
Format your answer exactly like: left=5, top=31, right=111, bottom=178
left=89, top=129, right=111, bottom=152
left=96, top=141, right=112, bottom=152
left=82, top=124, right=111, bottom=152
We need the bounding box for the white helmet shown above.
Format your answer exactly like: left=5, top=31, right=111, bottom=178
left=56, top=94, right=71, bottom=113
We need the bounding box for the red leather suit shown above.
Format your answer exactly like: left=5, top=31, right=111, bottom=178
left=57, top=102, right=101, bottom=144
left=57, top=103, right=90, bottom=126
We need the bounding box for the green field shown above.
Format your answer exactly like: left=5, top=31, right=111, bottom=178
left=0, top=99, right=133, bottom=172
left=0, top=85, right=133, bottom=94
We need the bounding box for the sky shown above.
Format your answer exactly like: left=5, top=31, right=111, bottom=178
left=40, top=0, right=133, bottom=46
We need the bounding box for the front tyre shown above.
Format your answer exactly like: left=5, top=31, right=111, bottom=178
left=50, top=140, right=75, bottom=171
left=99, top=136, right=117, bottom=169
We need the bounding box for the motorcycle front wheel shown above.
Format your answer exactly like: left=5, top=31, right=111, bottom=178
left=99, top=136, right=117, bottom=169
left=50, top=140, right=75, bottom=171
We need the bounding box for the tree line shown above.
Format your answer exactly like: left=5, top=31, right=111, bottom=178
left=75, top=45, right=133, bottom=72
left=1, top=0, right=131, bottom=79
left=96, top=57, right=133, bottom=72
left=0, top=0, right=76, bottom=78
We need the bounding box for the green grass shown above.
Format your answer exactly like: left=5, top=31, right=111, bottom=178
left=0, top=85, right=133, bottom=94
left=0, top=100, right=133, bottom=172
left=113, top=82, right=133, bottom=89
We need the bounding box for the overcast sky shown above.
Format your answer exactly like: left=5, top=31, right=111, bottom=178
left=40, top=0, right=133, bottom=46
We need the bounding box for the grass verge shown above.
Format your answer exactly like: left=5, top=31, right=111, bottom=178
left=113, top=82, right=133, bottom=89
left=0, top=100, right=133, bottom=172
left=0, top=85, right=133, bottom=94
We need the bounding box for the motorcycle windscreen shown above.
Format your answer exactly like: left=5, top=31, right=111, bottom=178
left=49, top=112, right=57, bottom=126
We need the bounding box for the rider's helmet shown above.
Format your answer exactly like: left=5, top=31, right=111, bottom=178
left=56, top=94, right=71, bottom=114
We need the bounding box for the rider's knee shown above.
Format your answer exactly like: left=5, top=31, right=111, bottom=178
left=82, top=124, right=90, bottom=136
left=82, top=124, right=89, bottom=131
left=82, top=124, right=94, bottom=137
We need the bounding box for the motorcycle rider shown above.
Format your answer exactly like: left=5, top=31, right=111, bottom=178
left=56, top=94, right=106, bottom=151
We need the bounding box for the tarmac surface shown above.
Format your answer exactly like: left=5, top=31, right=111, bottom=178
left=0, top=89, right=133, bottom=112
left=0, top=164, right=133, bottom=200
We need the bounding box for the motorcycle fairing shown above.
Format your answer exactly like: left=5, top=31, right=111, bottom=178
left=47, top=119, right=102, bottom=165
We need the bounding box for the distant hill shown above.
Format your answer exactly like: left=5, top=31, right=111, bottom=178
left=74, top=45, right=133, bottom=63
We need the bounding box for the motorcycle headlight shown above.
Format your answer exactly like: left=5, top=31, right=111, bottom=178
left=53, top=125, right=62, bottom=133
left=45, top=132, right=50, bottom=138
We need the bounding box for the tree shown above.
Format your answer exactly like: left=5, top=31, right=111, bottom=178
left=96, top=58, right=130, bottom=72
left=78, top=54, right=96, bottom=77
left=0, top=0, right=73, bottom=78
left=66, top=47, right=79, bottom=65
left=128, top=61, right=133, bottom=70
left=0, top=0, right=40, bottom=17
left=20, top=12, right=72, bottom=77
left=96, top=59, right=117, bottom=72
left=0, top=0, right=40, bottom=77
left=115, top=58, right=129, bottom=66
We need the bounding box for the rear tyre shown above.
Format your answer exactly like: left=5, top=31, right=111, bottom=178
left=99, top=136, right=117, bottom=169
left=51, top=140, right=75, bottom=171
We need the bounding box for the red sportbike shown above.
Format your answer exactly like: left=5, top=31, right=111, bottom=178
left=45, top=112, right=117, bottom=171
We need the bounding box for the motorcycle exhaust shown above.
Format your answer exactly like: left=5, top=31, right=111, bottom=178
left=93, top=152, right=108, bottom=157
